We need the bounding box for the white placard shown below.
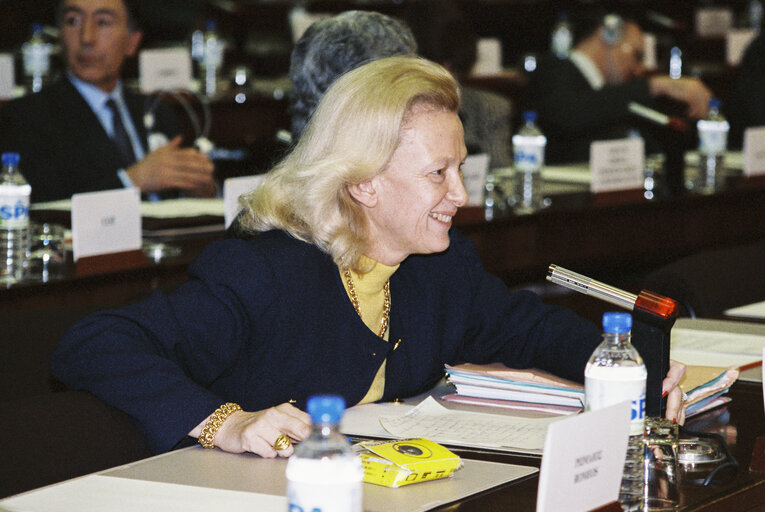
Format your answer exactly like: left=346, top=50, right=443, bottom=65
left=71, top=188, right=142, bottom=261
left=471, top=38, right=503, bottom=76
left=643, top=33, right=657, bottom=70
left=0, top=53, right=15, bottom=99
left=139, top=47, right=192, bottom=93
left=589, top=138, right=645, bottom=193
left=727, top=29, right=758, bottom=66
left=695, top=8, right=734, bottom=38
left=462, top=153, right=490, bottom=207
left=223, top=175, right=265, bottom=228
left=536, top=401, right=630, bottom=512
left=743, top=126, right=765, bottom=176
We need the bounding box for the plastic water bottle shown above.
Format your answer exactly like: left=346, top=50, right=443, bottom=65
left=21, top=23, right=51, bottom=93
left=585, top=312, right=647, bottom=511
left=286, top=395, right=362, bottom=512
left=669, top=47, right=682, bottom=80
left=0, top=153, right=32, bottom=286
left=749, top=0, right=763, bottom=30
left=511, top=111, right=547, bottom=214
left=200, top=20, right=223, bottom=98
left=693, top=98, right=729, bottom=194
left=550, top=11, right=573, bottom=59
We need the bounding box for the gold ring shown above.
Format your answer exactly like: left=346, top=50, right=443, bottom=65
left=273, top=433, right=291, bottom=451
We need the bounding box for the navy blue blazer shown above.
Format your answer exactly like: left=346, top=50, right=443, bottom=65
left=0, top=76, right=179, bottom=202
left=52, top=229, right=601, bottom=453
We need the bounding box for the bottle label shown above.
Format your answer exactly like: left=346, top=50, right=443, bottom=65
left=286, top=457, right=362, bottom=512
left=584, top=365, right=646, bottom=436
left=512, top=135, right=546, bottom=173
left=0, top=186, right=31, bottom=229
left=697, top=120, right=730, bottom=155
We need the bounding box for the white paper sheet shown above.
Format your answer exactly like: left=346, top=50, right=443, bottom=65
left=0, top=474, right=285, bottom=512
left=33, top=198, right=225, bottom=219
left=379, top=396, right=559, bottom=452
left=726, top=300, right=765, bottom=320
left=670, top=318, right=765, bottom=372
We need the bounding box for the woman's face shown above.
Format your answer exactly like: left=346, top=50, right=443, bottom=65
left=363, top=106, right=468, bottom=265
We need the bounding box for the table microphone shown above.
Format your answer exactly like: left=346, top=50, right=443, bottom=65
left=546, top=264, right=678, bottom=319
left=628, top=102, right=688, bottom=132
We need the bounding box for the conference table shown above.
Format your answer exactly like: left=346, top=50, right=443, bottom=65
left=1, top=381, right=762, bottom=511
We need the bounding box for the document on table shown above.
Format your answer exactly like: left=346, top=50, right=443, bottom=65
left=378, top=396, right=560, bottom=453
left=725, top=300, right=765, bottom=320
left=32, top=198, right=225, bottom=219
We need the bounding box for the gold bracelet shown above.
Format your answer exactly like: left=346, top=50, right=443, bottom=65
left=198, top=402, right=242, bottom=449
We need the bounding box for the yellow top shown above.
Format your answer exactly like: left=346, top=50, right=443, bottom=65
left=340, top=257, right=399, bottom=405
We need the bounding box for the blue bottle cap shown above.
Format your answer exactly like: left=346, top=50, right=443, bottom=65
left=1, top=153, right=20, bottom=166
left=307, top=395, right=346, bottom=424
left=205, top=19, right=217, bottom=30
left=602, top=312, right=632, bottom=333
left=523, top=111, right=537, bottom=123
left=709, top=98, right=721, bottom=109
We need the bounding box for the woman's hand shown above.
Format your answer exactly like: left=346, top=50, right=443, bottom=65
left=662, top=360, right=687, bottom=425
left=192, top=403, right=312, bottom=457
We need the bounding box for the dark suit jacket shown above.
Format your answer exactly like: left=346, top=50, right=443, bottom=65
left=726, top=34, right=765, bottom=149
left=52, top=228, right=602, bottom=453
left=0, top=76, right=179, bottom=203
left=524, top=56, right=657, bottom=164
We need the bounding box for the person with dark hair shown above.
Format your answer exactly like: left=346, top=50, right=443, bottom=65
left=525, top=12, right=713, bottom=163
left=53, top=56, right=686, bottom=458
left=726, top=33, right=765, bottom=148
left=288, top=10, right=417, bottom=141
left=0, top=0, right=214, bottom=202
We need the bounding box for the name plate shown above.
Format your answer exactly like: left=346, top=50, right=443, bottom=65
left=537, top=401, right=631, bottom=512
left=743, top=127, right=765, bottom=177
left=0, top=54, right=15, bottom=99
left=71, top=188, right=142, bottom=261
left=726, top=29, right=758, bottom=66
left=695, top=8, right=733, bottom=38
left=589, top=138, right=645, bottom=193
left=462, top=153, right=490, bottom=207
left=471, top=38, right=503, bottom=76
left=223, top=174, right=266, bottom=228
left=139, top=47, right=192, bottom=93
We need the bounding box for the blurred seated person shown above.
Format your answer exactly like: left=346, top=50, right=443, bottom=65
left=409, top=0, right=513, bottom=168
left=0, top=0, right=214, bottom=203
left=289, top=10, right=417, bottom=140
left=52, top=56, right=686, bottom=457
left=726, top=33, right=765, bottom=149
left=525, top=12, right=713, bottom=164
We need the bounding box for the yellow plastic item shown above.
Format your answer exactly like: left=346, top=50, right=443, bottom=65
left=356, top=438, right=462, bottom=488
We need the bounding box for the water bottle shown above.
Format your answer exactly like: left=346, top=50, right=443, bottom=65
left=550, top=11, right=573, bottom=59
left=200, top=20, right=223, bottom=98
left=0, top=153, right=32, bottom=286
left=749, top=0, right=763, bottom=30
left=511, top=111, right=546, bottom=214
left=669, top=47, right=682, bottom=80
left=693, top=98, right=729, bottom=194
left=21, top=23, right=51, bottom=94
left=286, top=395, right=363, bottom=512
left=585, top=312, right=647, bottom=511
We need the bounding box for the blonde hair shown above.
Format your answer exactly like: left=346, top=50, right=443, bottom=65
left=239, top=56, right=460, bottom=270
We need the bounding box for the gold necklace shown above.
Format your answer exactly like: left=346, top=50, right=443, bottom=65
left=344, top=269, right=390, bottom=338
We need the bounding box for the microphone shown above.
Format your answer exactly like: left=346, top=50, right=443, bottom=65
left=546, top=264, right=679, bottom=319
left=628, top=102, right=688, bottom=132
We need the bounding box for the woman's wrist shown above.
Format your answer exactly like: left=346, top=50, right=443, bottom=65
left=198, top=402, right=242, bottom=449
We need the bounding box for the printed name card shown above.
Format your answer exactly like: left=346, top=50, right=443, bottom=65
left=743, top=127, right=765, bottom=177
left=642, top=33, right=657, bottom=70
left=71, top=188, right=142, bottom=261
left=139, top=47, right=192, bottom=93
left=589, top=138, right=645, bottom=193
left=727, top=29, right=758, bottom=66
left=462, top=153, right=490, bottom=207
left=223, top=174, right=266, bottom=228
left=0, top=54, right=15, bottom=99
left=536, top=401, right=631, bottom=512
left=471, top=38, right=503, bottom=76
left=695, top=8, right=734, bottom=38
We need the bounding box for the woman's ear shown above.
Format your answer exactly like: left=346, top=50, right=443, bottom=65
left=347, top=180, right=378, bottom=208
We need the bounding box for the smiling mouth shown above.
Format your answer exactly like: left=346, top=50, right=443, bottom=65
left=429, top=212, right=454, bottom=224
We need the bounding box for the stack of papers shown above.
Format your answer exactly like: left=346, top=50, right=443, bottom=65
left=680, top=365, right=739, bottom=417
left=444, top=363, right=584, bottom=415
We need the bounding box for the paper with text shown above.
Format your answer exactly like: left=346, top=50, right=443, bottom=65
left=379, top=396, right=559, bottom=451
left=589, top=138, right=644, bottom=193
left=536, top=401, right=629, bottom=512
left=71, top=188, right=141, bottom=261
